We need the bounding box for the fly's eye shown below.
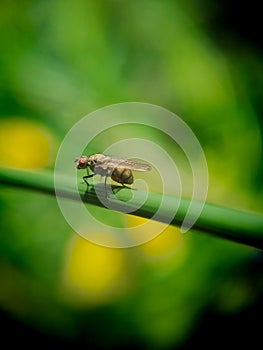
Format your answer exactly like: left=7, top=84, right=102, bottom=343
left=75, top=157, right=88, bottom=169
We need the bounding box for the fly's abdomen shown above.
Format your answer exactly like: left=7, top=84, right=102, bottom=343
left=111, top=168, right=134, bottom=185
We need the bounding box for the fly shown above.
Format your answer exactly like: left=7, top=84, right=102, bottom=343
left=75, top=153, right=151, bottom=187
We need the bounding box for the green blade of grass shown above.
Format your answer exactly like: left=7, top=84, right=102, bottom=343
left=1, top=166, right=263, bottom=250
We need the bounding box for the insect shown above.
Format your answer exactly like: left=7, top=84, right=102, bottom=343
left=75, top=153, right=151, bottom=187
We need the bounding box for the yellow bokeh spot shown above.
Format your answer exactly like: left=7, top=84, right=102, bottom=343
left=0, top=118, right=54, bottom=169
left=142, top=225, right=181, bottom=256
left=64, top=235, right=126, bottom=303
left=127, top=216, right=188, bottom=266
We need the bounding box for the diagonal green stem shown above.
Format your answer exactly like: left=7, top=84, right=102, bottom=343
left=1, top=167, right=263, bottom=250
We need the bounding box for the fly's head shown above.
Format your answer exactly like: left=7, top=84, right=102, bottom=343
left=74, top=155, right=89, bottom=169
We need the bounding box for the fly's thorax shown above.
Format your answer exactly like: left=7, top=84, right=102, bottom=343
left=87, top=153, right=105, bottom=172
left=88, top=153, right=105, bottom=162
left=111, top=168, right=134, bottom=185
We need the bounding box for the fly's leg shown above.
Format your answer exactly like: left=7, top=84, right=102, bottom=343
left=104, top=175, right=111, bottom=197
left=83, top=174, right=95, bottom=185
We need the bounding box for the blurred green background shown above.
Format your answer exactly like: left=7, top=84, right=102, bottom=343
left=0, top=0, right=263, bottom=348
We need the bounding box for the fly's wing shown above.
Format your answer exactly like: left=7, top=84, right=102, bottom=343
left=108, top=157, right=152, bottom=172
